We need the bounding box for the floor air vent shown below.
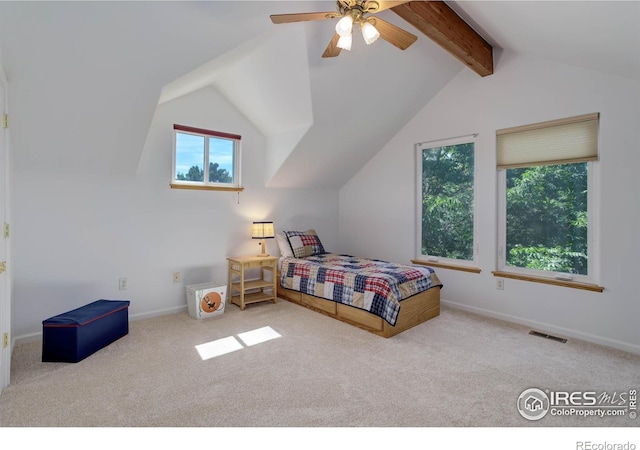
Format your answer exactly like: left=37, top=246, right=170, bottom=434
left=529, top=330, right=567, bottom=343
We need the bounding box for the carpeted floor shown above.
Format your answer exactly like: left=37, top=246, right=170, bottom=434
left=1, top=299, right=638, bottom=430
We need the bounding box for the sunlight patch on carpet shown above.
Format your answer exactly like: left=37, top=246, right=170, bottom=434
left=238, top=326, right=282, bottom=346
left=195, top=336, right=244, bottom=360
left=195, top=326, right=282, bottom=360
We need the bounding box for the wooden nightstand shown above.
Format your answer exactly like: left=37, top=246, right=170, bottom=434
left=227, top=256, right=278, bottom=310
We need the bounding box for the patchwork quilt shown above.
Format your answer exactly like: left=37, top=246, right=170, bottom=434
left=280, top=254, right=442, bottom=326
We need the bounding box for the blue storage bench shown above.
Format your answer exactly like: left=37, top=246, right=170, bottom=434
left=42, top=299, right=130, bottom=363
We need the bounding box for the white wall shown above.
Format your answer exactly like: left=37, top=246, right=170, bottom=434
left=12, top=85, right=338, bottom=340
left=339, top=50, right=640, bottom=354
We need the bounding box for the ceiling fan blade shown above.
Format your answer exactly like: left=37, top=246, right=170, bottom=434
left=322, top=33, right=342, bottom=58
left=270, top=11, right=339, bottom=24
left=369, top=17, right=417, bottom=50
left=364, top=1, right=412, bottom=14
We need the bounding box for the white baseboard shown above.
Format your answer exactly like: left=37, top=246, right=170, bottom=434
left=129, top=305, right=187, bottom=322
left=441, top=299, right=640, bottom=355
left=12, top=304, right=188, bottom=347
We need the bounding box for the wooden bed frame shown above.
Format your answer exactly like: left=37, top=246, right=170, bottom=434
left=276, top=271, right=441, bottom=338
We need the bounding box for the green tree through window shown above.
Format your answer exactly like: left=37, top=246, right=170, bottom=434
left=420, top=140, right=475, bottom=261
left=176, top=165, right=203, bottom=182
left=177, top=162, right=232, bottom=183
left=506, top=163, right=588, bottom=274
left=209, top=162, right=232, bottom=183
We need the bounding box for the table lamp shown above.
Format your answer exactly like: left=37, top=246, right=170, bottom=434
left=252, top=221, right=274, bottom=257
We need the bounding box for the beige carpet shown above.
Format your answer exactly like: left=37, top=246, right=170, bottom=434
left=1, top=299, right=639, bottom=431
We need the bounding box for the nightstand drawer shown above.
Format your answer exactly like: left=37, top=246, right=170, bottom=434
left=243, top=259, right=276, bottom=270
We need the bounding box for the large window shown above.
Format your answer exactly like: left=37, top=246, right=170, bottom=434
left=171, top=124, right=242, bottom=191
left=415, top=135, right=478, bottom=269
left=496, top=113, right=601, bottom=289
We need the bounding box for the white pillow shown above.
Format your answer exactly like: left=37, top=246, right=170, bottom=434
left=276, top=232, right=294, bottom=257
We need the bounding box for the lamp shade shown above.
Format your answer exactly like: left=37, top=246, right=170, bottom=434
left=361, top=22, right=380, bottom=45
left=252, top=222, right=274, bottom=239
left=337, top=34, right=352, bottom=51
left=335, top=15, right=353, bottom=37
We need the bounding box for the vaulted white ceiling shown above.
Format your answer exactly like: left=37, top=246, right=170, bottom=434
left=1, top=1, right=638, bottom=189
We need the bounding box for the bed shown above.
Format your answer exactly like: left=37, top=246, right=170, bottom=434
left=275, top=230, right=442, bottom=338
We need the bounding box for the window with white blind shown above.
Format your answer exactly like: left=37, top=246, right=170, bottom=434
left=495, top=113, right=602, bottom=290
left=171, top=124, right=242, bottom=192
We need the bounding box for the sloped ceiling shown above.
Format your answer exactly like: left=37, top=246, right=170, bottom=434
left=449, top=1, right=640, bottom=82
left=1, top=1, right=638, bottom=189
left=159, top=24, right=315, bottom=186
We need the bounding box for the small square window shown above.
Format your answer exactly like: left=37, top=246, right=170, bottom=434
left=171, top=124, right=241, bottom=191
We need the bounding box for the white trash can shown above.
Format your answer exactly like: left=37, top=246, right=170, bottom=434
left=186, top=282, right=227, bottom=319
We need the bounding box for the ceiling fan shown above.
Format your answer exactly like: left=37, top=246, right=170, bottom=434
left=270, top=1, right=417, bottom=58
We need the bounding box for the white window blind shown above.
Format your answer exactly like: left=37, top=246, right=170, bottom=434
left=496, top=113, right=599, bottom=169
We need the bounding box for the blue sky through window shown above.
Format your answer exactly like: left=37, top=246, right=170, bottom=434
left=175, top=132, right=234, bottom=179
left=175, top=133, right=204, bottom=177
left=209, top=137, right=234, bottom=176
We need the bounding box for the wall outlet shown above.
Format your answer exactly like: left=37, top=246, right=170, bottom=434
left=173, top=272, right=181, bottom=283
left=496, top=279, right=504, bottom=290
left=119, top=278, right=128, bottom=290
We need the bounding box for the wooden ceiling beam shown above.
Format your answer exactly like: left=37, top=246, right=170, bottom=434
left=391, top=1, right=494, bottom=77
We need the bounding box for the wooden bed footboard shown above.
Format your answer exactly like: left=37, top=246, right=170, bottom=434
left=276, top=271, right=440, bottom=338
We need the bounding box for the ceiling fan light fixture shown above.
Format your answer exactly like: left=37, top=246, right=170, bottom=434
left=337, top=34, right=353, bottom=51
left=361, top=22, right=380, bottom=45
left=270, top=1, right=419, bottom=58
left=335, top=15, right=354, bottom=36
